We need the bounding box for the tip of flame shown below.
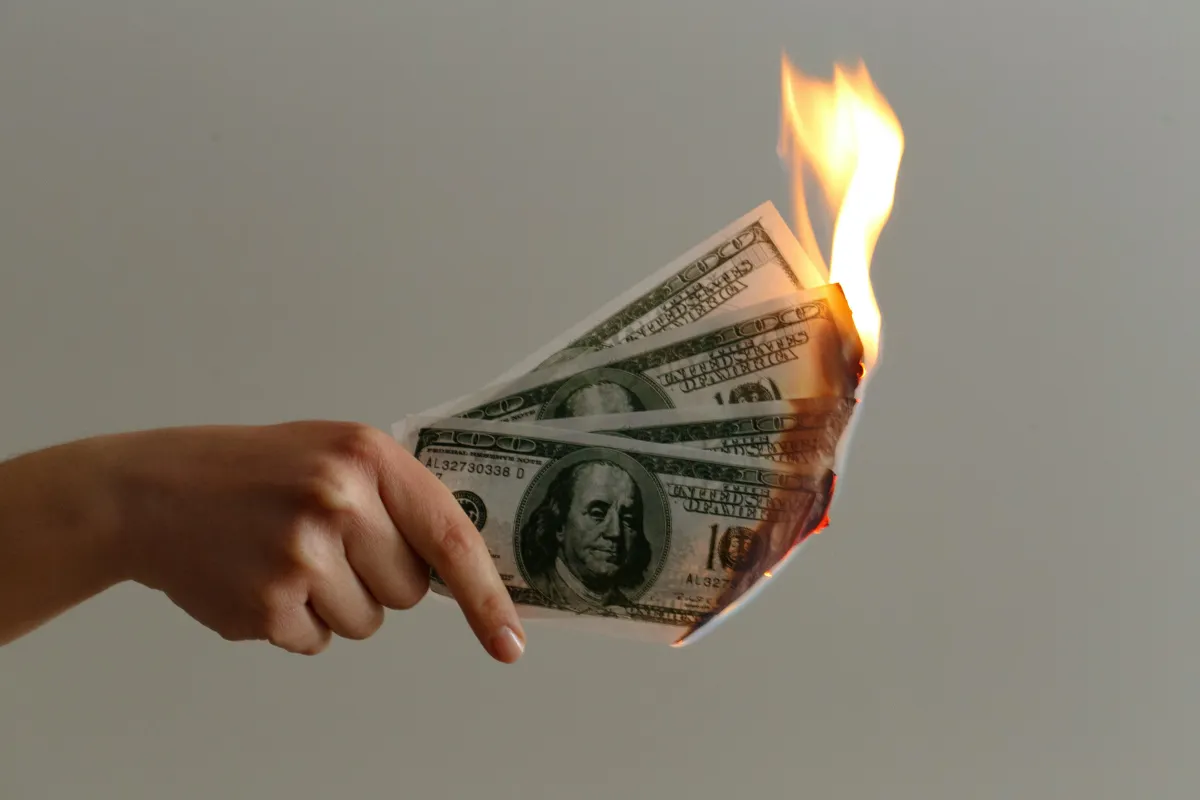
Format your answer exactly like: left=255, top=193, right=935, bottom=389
left=778, top=51, right=904, bottom=381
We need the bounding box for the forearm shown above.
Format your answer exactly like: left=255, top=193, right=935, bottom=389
left=0, top=438, right=127, bottom=645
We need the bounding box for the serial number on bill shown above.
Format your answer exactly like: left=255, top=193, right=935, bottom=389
left=422, top=456, right=526, bottom=480
left=683, top=574, right=733, bottom=590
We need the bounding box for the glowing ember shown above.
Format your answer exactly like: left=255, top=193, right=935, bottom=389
left=778, top=52, right=904, bottom=381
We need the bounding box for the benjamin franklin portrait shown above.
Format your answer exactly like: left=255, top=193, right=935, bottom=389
left=559, top=380, right=646, bottom=417
left=539, top=367, right=673, bottom=420
left=516, top=449, right=669, bottom=613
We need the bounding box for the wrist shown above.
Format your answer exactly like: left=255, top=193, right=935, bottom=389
left=0, top=435, right=131, bottom=644
left=69, top=435, right=137, bottom=585
left=0, top=436, right=134, bottom=588
left=80, top=427, right=198, bottom=591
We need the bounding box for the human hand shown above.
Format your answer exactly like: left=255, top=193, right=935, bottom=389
left=100, top=421, right=527, bottom=661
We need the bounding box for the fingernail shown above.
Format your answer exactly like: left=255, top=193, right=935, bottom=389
left=490, top=626, right=525, bottom=663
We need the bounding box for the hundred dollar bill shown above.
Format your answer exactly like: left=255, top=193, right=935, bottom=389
left=542, top=397, right=857, bottom=469
left=419, top=202, right=827, bottom=418
left=393, top=415, right=836, bottom=644
left=435, top=282, right=863, bottom=424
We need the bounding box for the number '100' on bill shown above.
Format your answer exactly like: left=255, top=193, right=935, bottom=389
left=393, top=415, right=837, bottom=645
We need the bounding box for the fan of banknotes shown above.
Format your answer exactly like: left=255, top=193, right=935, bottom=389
left=393, top=202, right=868, bottom=646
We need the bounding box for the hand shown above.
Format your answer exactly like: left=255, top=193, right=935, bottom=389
left=101, top=421, right=527, bottom=661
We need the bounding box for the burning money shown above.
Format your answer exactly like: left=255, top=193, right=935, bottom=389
left=393, top=53, right=904, bottom=645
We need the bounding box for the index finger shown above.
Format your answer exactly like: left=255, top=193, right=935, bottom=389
left=375, top=442, right=527, bottom=664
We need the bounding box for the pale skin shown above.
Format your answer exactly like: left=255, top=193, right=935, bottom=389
left=0, top=421, right=527, bottom=663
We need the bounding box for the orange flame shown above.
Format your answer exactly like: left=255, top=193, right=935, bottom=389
left=778, top=52, right=904, bottom=380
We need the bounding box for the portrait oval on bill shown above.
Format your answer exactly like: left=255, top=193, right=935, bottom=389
left=538, top=367, right=674, bottom=420
left=514, top=447, right=671, bottom=613
left=533, top=345, right=601, bottom=372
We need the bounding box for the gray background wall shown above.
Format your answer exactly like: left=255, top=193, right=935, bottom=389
left=1, top=1, right=1196, bottom=798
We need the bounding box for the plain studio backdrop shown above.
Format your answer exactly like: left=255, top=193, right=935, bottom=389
left=1, top=1, right=1196, bottom=798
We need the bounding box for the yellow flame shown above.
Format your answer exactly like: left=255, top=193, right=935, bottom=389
left=778, top=52, right=904, bottom=379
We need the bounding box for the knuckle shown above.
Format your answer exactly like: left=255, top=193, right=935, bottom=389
left=254, top=578, right=304, bottom=629
left=296, top=457, right=359, bottom=518
left=430, top=518, right=479, bottom=567
left=249, top=578, right=327, bottom=654
left=264, top=624, right=291, bottom=649
left=263, top=616, right=291, bottom=647
left=216, top=626, right=250, bottom=643
left=276, top=520, right=326, bottom=573
left=329, top=422, right=388, bottom=467
left=476, top=586, right=512, bottom=622
left=384, top=572, right=429, bottom=611
left=266, top=618, right=325, bottom=656
left=342, top=607, right=385, bottom=641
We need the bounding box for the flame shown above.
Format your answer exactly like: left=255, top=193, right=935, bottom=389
left=778, top=52, right=904, bottom=379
